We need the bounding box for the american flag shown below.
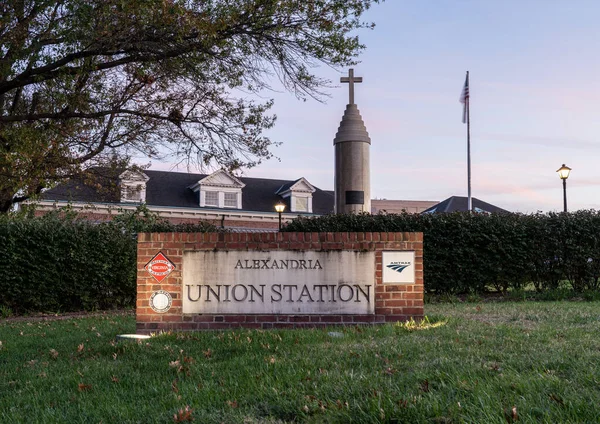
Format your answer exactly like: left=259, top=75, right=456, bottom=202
left=459, top=72, right=469, bottom=123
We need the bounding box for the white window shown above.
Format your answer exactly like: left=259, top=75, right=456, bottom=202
left=123, top=185, right=143, bottom=202
left=205, top=191, right=218, bottom=206
left=224, top=192, right=237, bottom=208
left=295, top=197, right=308, bottom=212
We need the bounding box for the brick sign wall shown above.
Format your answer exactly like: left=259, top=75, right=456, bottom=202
left=136, top=232, right=423, bottom=333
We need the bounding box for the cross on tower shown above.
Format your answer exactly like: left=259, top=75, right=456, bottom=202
left=340, top=68, right=363, bottom=105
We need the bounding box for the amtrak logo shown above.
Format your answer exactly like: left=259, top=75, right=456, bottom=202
left=386, top=262, right=411, bottom=274
left=382, top=252, right=416, bottom=284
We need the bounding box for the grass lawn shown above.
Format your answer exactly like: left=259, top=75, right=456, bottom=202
left=2, top=302, right=600, bottom=423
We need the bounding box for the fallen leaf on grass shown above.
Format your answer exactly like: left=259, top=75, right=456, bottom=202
left=226, top=400, right=238, bottom=408
left=78, top=383, right=92, bottom=392
left=549, top=394, right=564, bottom=405
left=203, top=349, right=212, bottom=359
left=173, top=405, right=193, bottom=422
left=111, top=376, right=119, bottom=383
left=49, top=349, right=59, bottom=359
left=504, top=405, right=518, bottom=423
left=489, top=363, right=502, bottom=372
left=335, top=400, right=349, bottom=409
left=384, top=367, right=397, bottom=375
left=169, top=360, right=181, bottom=368
left=172, top=379, right=179, bottom=394
left=419, top=380, right=430, bottom=393
left=77, top=343, right=84, bottom=353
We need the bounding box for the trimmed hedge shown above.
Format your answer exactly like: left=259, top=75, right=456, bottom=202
left=0, top=207, right=215, bottom=314
left=283, top=211, right=600, bottom=294
left=5, top=206, right=600, bottom=312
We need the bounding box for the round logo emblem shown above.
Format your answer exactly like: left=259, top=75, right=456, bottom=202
left=149, top=290, right=173, bottom=313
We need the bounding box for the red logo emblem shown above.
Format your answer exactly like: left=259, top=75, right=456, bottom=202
left=144, top=252, right=175, bottom=283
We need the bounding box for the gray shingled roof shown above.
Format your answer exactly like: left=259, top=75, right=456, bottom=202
left=42, top=169, right=334, bottom=215
left=421, top=196, right=509, bottom=214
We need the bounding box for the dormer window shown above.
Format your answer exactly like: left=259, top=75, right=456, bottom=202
left=189, top=169, right=245, bottom=210
left=124, top=186, right=144, bottom=202
left=205, top=191, right=219, bottom=206
left=276, top=177, right=316, bottom=214
left=224, top=192, right=238, bottom=208
left=295, top=197, right=309, bottom=212
left=119, top=170, right=149, bottom=203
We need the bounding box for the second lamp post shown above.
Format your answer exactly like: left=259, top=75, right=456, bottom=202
left=556, top=164, right=571, bottom=213
left=275, top=202, right=286, bottom=230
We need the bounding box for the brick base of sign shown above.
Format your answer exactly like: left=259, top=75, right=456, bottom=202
left=136, top=232, right=423, bottom=333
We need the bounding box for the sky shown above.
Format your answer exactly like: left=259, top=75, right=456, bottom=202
left=151, top=0, right=600, bottom=214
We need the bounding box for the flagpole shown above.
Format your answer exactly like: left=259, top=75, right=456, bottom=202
left=466, top=71, right=472, bottom=212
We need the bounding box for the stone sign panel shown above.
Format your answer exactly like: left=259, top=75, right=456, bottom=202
left=182, top=251, right=375, bottom=315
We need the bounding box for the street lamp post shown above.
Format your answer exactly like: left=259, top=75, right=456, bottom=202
left=274, top=203, right=286, bottom=230
left=556, top=164, right=571, bottom=213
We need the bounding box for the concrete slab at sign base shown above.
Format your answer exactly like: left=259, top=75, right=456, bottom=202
left=116, top=334, right=151, bottom=342
left=136, top=232, right=423, bottom=332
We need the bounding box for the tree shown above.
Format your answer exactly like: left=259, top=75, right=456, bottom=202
left=0, top=0, right=381, bottom=212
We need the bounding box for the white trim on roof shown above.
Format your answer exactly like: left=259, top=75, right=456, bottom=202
left=189, top=169, right=245, bottom=191
left=29, top=200, right=307, bottom=226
